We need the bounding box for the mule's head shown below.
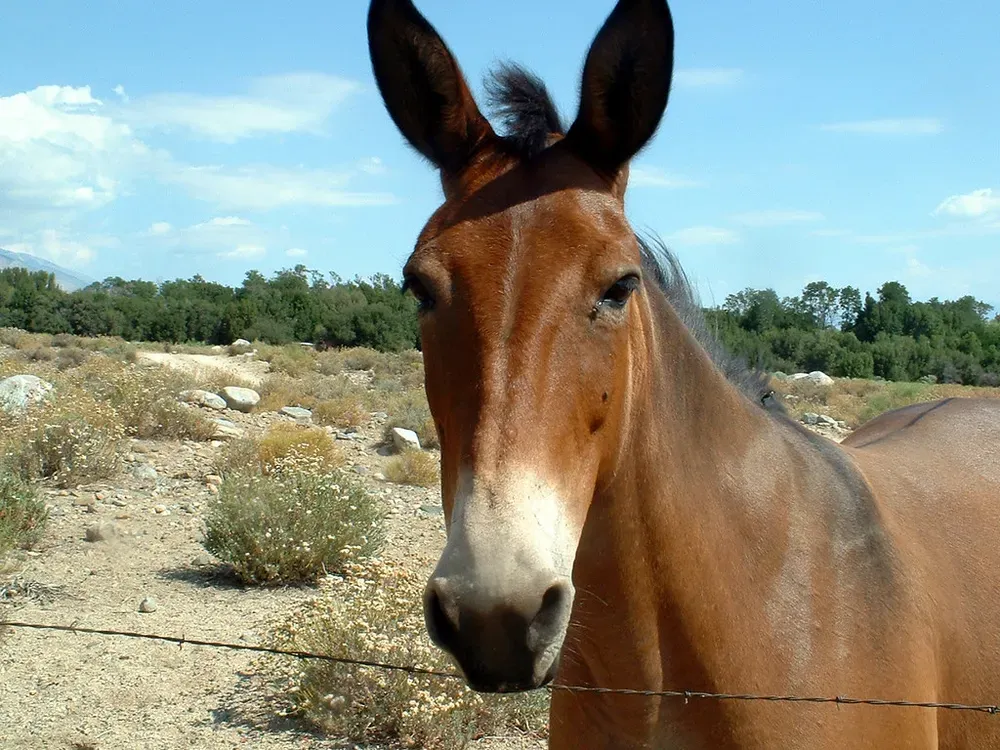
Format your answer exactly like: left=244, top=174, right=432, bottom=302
left=368, top=0, right=674, bottom=693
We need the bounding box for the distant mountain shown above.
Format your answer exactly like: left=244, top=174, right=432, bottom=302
left=0, top=248, right=95, bottom=292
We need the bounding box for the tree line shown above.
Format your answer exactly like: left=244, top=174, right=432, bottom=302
left=2, top=265, right=998, bottom=385
left=0, top=265, right=419, bottom=353
left=705, top=280, right=1000, bottom=386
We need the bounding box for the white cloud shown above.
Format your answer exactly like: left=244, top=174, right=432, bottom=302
left=149, top=221, right=172, bottom=234
left=932, top=188, right=1000, bottom=219
left=357, top=157, right=386, bottom=175
left=217, top=244, right=266, bottom=260
left=628, top=166, right=702, bottom=189
left=286, top=248, right=308, bottom=257
left=0, top=84, right=144, bottom=225
left=113, top=84, right=128, bottom=102
left=121, top=72, right=360, bottom=142
left=673, top=68, right=743, bottom=88
left=819, top=118, right=943, bottom=135
left=163, top=163, right=397, bottom=211
left=730, top=209, right=825, bottom=227
left=666, top=226, right=740, bottom=246
left=7, top=229, right=97, bottom=266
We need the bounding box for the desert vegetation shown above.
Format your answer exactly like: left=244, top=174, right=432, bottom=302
left=0, top=320, right=998, bottom=748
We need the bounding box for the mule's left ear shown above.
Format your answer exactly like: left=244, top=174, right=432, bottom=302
left=565, top=0, right=675, bottom=180
left=367, top=0, right=496, bottom=179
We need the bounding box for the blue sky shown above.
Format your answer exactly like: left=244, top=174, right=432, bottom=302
left=1, top=0, right=998, bottom=310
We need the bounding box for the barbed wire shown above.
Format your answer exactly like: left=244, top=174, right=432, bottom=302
left=5, top=620, right=999, bottom=715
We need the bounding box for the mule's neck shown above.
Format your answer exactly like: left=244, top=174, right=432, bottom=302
left=567, top=290, right=848, bottom=701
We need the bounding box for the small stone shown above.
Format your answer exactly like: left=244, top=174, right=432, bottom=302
left=354, top=466, right=369, bottom=476
left=139, top=597, right=158, bottom=613
left=419, top=505, right=444, bottom=517
left=178, top=389, right=227, bottom=411
left=153, top=504, right=168, bottom=514
left=373, top=472, right=386, bottom=482
left=802, top=413, right=820, bottom=426
left=112, top=498, right=128, bottom=507
left=132, top=464, right=159, bottom=484
left=94, top=492, right=106, bottom=502
left=192, top=553, right=212, bottom=567
left=85, top=522, right=118, bottom=542
left=279, top=406, right=313, bottom=422
left=211, top=418, right=244, bottom=440
left=207, top=484, right=219, bottom=495
left=204, top=474, right=223, bottom=487
left=818, top=414, right=838, bottom=427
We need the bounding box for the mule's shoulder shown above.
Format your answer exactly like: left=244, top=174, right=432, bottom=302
left=842, top=397, right=1000, bottom=450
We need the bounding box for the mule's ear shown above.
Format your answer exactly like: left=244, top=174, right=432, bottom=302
left=566, top=0, right=675, bottom=179
left=367, top=0, right=496, bottom=176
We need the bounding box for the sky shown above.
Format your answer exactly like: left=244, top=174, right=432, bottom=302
left=1, top=0, right=998, bottom=311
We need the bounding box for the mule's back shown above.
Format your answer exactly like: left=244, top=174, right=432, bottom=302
left=842, top=397, right=1000, bottom=747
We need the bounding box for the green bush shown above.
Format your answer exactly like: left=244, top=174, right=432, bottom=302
left=202, top=456, right=384, bottom=585
left=0, top=470, right=48, bottom=557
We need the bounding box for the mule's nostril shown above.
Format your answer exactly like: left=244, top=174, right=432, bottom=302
left=528, top=579, right=574, bottom=649
left=425, top=582, right=459, bottom=651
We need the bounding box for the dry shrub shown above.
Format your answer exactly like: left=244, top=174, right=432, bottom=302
left=0, top=386, right=125, bottom=488
left=255, top=343, right=317, bottom=379
left=0, top=469, right=48, bottom=557
left=382, top=389, right=439, bottom=449
left=187, top=367, right=259, bottom=393
left=257, top=374, right=318, bottom=412
left=258, top=424, right=343, bottom=473
left=215, top=423, right=344, bottom=477
left=385, top=449, right=440, bottom=488
left=313, top=395, right=370, bottom=430
left=202, top=454, right=385, bottom=585
left=0, top=329, right=52, bottom=351
left=266, top=559, right=549, bottom=748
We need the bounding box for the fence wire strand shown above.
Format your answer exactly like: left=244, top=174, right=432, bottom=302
left=5, top=619, right=999, bottom=716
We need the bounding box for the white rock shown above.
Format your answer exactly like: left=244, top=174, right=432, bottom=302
left=0, top=374, right=54, bottom=414
left=211, top=418, right=244, bottom=440
left=802, top=413, right=821, bottom=425
left=391, top=427, right=421, bottom=453
left=279, top=406, right=313, bottom=422
left=178, top=389, right=227, bottom=411
left=139, top=597, right=158, bottom=613
left=219, top=386, right=260, bottom=413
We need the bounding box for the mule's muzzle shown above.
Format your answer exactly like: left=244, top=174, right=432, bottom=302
left=424, top=575, right=574, bottom=693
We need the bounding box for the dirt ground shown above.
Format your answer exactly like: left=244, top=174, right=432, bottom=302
left=0, top=350, right=844, bottom=750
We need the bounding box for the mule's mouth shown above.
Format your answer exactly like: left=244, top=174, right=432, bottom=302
left=463, top=653, right=562, bottom=694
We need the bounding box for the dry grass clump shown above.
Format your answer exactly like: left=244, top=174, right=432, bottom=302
left=256, top=343, right=317, bottom=379
left=266, top=559, right=549, bottom=748
left=0, top=386, right=125, bottom=488
left=385, top=449, right=440, bottom=488
left=382, top=390, right=439, bottom=449
left=313, top=393, right=370, bottom=430
left=772, top=376, right=1000, bottom=428
left=213, top=423, right=344, bottom=477
left=0, top=469, right=48, bottom=557
left=202, top=451, right=385, bottom=585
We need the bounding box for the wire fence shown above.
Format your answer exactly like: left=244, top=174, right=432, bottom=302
left=5, top=619, right=1000, bottom=716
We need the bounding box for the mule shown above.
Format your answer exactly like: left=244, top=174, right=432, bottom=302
left=366, top=0, right=1000, bottom=747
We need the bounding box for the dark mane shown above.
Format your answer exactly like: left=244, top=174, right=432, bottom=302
left=636, top=234, right=782, bottom=413
left=483, top=62, right=565, bottom=160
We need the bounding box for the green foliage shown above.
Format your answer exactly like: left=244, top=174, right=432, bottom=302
left=0, top=469, right=48, bottom=557
left=0, top=265, right=420, bottom=353
left=715, top=279, right=998, bottom=385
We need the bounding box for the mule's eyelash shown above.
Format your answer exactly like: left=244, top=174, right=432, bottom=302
left=402, top=273, right=436, bottom=312
left=597, top=274, right=641, bottom=310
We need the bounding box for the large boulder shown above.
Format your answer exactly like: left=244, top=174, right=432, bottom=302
left=279, top=406, right=313, bottom=423
left=0, top=374, right=54, bottom=414
left=219, top=386, right=260, bottom=413
left=391, top=427, right=421, bottom=453
left=789, top=371, right=835, bottom=387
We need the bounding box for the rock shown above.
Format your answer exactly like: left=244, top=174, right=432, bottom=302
left=219, top=386, right=260, bottom=413
left=204, top=474, right=223, bottom=487
left=789, top=371, right=835, bottom=387
left=0, top=374, right=54, bottom=414
left=85, top=522, right=118, bottom=542
left=231, top=338, right=252, bottom=348
left=178, top=389, right=227, bottom=411
left=818, top=414, right=839, bottom=427
left=391, top=427, right=421, bottom=453
left=132, top=464, right=158, bottom=484
left=138, top=597, right=158, bottom=613
left=211, top=418, right=244, bottom=440
left=279, top=406, right=313, bottom=422
left=191, top=553, right=212, bottom=567
left=419, top=505, right=444, bottom=517
left=802, top=413, right=821, bottom=426
left=153, top=504, right=168, bottom=514
left=373, top=472, right=386, bottom=482
left=354, top=465, right=369, bottom=476
left=336, top=432, right=357, bottom=441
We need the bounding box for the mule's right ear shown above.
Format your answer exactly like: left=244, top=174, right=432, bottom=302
left=367, top=0, right=496, bottom=177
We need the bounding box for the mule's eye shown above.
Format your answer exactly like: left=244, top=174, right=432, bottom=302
left=598, top=274, right=640, bottom=310
left=403, top=274, right=435, bottom=312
